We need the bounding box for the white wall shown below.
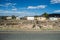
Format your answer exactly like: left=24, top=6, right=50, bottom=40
left=37, top=17, right=46, bottom=21
left=27, top=17, right=34, bottom=20
left=49, top=17, right=58, bottom=21
left=16, top=17, right=20, bottom=20
left=6, top=17, right=12, bottom=19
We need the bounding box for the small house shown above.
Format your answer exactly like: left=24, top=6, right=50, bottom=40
left=48, top=14, right=60, bottom=21
left=6, top=16, right=12, bottom=20
left=27, top=17, right=34, bottom=20
left=36, top=17, right=46, bottom=21
left=34, top=16, right=46, bottom=21
left=49, top=17, right=58, bottom=21
left=16, top=17, right=20, bottom=20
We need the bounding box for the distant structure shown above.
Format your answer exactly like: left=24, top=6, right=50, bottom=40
left=0, top=13, right=60, bottom=21
left=48, top=14, right=60, bottom=21
left=49, top=17, right=58, bottom=21
left=48, top=14, right=60, bottom=17
left=23, top=16, right=47, bottom=21
left=6, top=16, right=12, bottom=20
left=27, top=16, right=34, bottom=20
left=0, top=16, right=20, bottom=20
left=6, top=16, right=20, bottom=20
left=16, top=17, right=20, bottom=20
left=35, top=16, right=46, bottom=21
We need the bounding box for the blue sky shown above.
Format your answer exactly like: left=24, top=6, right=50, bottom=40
left=0, top=0, right=60, bottom=17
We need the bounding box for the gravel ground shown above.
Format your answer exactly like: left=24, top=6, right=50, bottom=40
left=0, top=20, right=60, bottom=31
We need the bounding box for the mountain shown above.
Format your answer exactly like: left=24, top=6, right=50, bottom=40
left=48, top=13, right=60, bottom=17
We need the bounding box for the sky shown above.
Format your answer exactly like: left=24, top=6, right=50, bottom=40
left=0, top=0, right=60, bottom=17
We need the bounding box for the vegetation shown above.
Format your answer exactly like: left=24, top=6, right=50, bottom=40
left=34, top=15, right=39, bottom=17
left=0, top=16, right=6, bottom=20
left=12, top=15, right=16, bottom=19
left=42, top=12, right=49, bottom=19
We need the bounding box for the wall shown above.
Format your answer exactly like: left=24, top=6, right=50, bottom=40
left=27, top=17, right=34, bottom=20
left=37, top=17, right=46, bottom=21
left=6, top=17, right=12, bottom=20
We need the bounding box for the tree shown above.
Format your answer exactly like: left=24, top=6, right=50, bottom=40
left=42, top=12, right=49, bottom=19
left=34, top=15, right=39, bottom=17
left=1, top=16, right=6, bottom=20
left=12, top=15, right=16, bottom=19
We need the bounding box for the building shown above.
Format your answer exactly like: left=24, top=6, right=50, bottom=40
left=49, top=17, right=58, bottom=21
left=0, top=16, right=20, bottom=20
left=48, top=14, right=60, bottom=21
left=6, top=16, right=12, bottom=20
left=6, top=16, right=20, bottom=20
left=16, top=17, right=20, bottom=20
left=27, top=17, right=34, bottom=20
left=24, top=16, right=46, bottom=21
left=36, top=17, right=46, bottom=21
left=34, top=16, right=46, bottom=21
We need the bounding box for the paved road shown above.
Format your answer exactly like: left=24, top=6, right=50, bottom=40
left=0, top=31, right=60, bottom=40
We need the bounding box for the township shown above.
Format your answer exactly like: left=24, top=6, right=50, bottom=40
left=0, top=13, right=60, bottom=31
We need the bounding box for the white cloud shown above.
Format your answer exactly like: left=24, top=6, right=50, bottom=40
left=5, top=3, right=16, bottom=6
left=54, top=10, right=60, bottom=13
left=0, top=3, right=17, bottom=11
left=0, top=3, right=16, bottom=7
left=12, top=8, right=17, bottom=11
left=51, top=0, right=60, bottom=4
left=0, top=10, right=23, bottom=13
left=5, top=3, right=12, bottom=6
left=27, top=5, right=46, bottom=9
left=0, top=10, right=41, bottom=17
